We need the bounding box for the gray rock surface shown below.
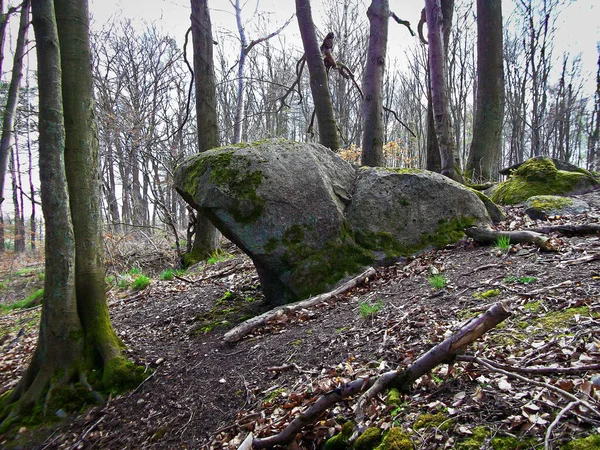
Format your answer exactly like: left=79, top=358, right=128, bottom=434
left=174, top=140, right=492, bottom=305
left=524, top=195, right=590, bottom=220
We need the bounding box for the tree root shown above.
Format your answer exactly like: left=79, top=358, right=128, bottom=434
left=247, top=302, right=511, bottom=449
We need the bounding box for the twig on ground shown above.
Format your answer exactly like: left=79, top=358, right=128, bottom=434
left=70, top=416, right=104, bottom=450
left=223, top=267, right=376, bottom=344
left=457, top=355, right=600, bottom=375
left=128, top=369, right=157, bottom=397
left=465, top=356, right=600, bottom=419
left=559, top=253, right=600, bottom=266
left=544, top=401, right=579, bottom=450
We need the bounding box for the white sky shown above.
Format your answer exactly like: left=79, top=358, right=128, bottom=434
left=88, top=0, right=600, bottom=96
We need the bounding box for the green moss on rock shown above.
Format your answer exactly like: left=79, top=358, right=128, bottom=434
left=527, top=195, right=573, bottom=211
left=413, top=412, right=453, bottom=431
left=562, top=434, right=600, bottom=450
left=375, top=428, right=414, bottom=450
left=354, top=427, right=382, bottom=450
left=456, top=427, right=490, bottom=450
left=491, top=158, right=597, bottom=205
left=181, top=148, right=265, bottom=224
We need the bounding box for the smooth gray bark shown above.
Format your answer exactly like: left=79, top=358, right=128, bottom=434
left=295, top=0, right=339, bottom=151
left=360, top=0, right=389, bottom=167
left=467, top=0, right=504, bottom=181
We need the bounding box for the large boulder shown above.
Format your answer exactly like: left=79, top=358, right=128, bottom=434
left=174, top=140, right=492, bottom=305
left=491, top=157, right=598, bottom=205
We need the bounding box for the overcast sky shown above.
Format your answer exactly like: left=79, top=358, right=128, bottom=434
left=88, top=0, right=599, bottom=96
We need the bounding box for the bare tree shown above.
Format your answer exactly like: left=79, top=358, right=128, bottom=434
left=425, top=0, right=463, bottom=182
left=360, top=0, right=389, bottom=166
left=295, top=0, right=339, bottom=150
left=0, top=0, right=29, bottom=251
left=467, top=0, right=504, bottom=181
left=189, top=0, right=221, bottom=260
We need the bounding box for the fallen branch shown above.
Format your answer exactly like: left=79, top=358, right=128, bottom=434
left=529, top=223, right=600, bottom=236
left=457, top=355, right=600, bottom=375
left=464, top=226, right=558, bottom=251
left=521, top=280, right=572, bottom=297
left=545, top=401, right=580, bottom=450
left=465, top=356, right=600, bottom=419
left=223, top=267, right=376, bottom=344
left=559, top=253, right=600, bottom=266
left=248, top=302, right=511, bottom=449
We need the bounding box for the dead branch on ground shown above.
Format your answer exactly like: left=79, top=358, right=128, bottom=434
left=457, top=355, right=600, bottom=375
left=223, top=267, right=376, bottom=344
left=529, top=223, right=600, bottom=236
left=247, top=302, right=511, bottom=449
left=465, top=226, right=558, bottom=251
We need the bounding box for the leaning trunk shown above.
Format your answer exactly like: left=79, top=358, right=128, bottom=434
left=360, top=0, right=389, bottom=167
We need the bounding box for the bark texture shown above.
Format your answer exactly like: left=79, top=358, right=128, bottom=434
left=295, top=0, right=339, bottom=151
left=360, top=0, right=389, bottom=167
left=425, top=0, right=463, bottom=182
left=56, top=0, right=123, bottom=365
left=1, top=0, right=142, bottom=427
left=467, top=0, right=504, bottom=181
left=189, top=0, right=220, bottom=258
left=6, top=0, right=84, bottom=413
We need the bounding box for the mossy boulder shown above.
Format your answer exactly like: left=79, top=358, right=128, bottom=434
left=174, top=140, right=491, bottom=305
left=491, top=157, right=598, bottom=205
left=524, top=195, right=590, bottom=220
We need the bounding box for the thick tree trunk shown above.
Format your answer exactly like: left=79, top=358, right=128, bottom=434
left=295, top=0, right=339, bottom=151
left=2, top=0, right=143, bottom=426
left=56, top=0, right=124, bottom=366
left=467, top=0, right=504, bottom=182
left=425, top=0, right=462, bottom=182
left=190, top=0, right=220, bottom=259
left=6, top=0, right=84, bottom=413
left=360, top=0, right=388, bottom=167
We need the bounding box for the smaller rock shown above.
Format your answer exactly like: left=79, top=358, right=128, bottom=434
left=524, top=195, right=590, bottom=220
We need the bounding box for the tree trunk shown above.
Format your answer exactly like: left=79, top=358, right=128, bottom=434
left=5, top=0, right=84, bottom=415
left=467, top=0, right=504, bottom=182
left=295, top=0, right=339, bottom=151
left=190, top=0, right=220, bottom=259
left=425, top=0, right=463, bottom=182
left=56, top=0, right=125, bottom=366
left=1, top=0, right=142, bottom=426
left=360, top=0, right=389, bottom=167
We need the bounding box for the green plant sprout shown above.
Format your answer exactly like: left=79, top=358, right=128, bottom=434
left=495, top=235, right=511, bottom=251
left=428, top=274, right=447, bottom=289
left=207, top=249, right=234, bottom=265
left=132, top=274, right=151, bottom=290
left=359, top=300, right=384, bottom=319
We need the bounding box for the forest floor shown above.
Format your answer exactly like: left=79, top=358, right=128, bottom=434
left=1, top=191, right=600, bottom=449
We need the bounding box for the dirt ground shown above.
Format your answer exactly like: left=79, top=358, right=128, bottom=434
left=1, top=191, right=599, bottom=449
